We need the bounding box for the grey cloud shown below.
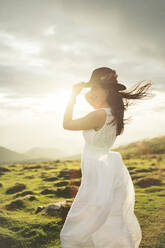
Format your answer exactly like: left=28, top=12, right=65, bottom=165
left=0, top=0, right=63, bottom=38
left=0, top=0, right=164, bottom=97
left=0, top=64, right=56, bottom=94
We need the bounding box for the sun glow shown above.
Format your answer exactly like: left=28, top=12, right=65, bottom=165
left=48, top=88, right=91, bottom=115
left=54, top=90, right=71, bottom=113
left=38, top=90, right=71, bottom=114
left=37, top=88, right=89, bottom=114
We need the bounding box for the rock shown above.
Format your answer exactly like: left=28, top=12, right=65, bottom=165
left=43, top=176, right=58, bottom=182
left=55, top=186, right=78, bottom=198
left=6, top=183, right=26, bottom=194
left=44, top=201, right=70, bottom=217
left=23, top=165, right=42, bottom=170
left=135, top=168, right=152, bottom=173
left=131, top=175, right=143, bottom=180
left=70, top=180, right=81, bottom=186
left=43, top=202, right=65, bottom=212
left=58, top=169, right=70, bottom=178
left=58, top=169, right=81, bottom=179
left=145, top=187, right=164, bottom=193
left=69, top=169, right=82, bottom=179
left=135, top=177, right=162, bottom=188
left=35, top=201, right=66, bottom=216
left=54, top=181, right=68, bottom=187
left=40, top=188, right=56, bottom=195
left=60, top=202, right=73, bottom=222
left=43, top=166, right=55, bottom=170
left=0, top=167, right=10, bottom=172
left=127, top=166, right=136, bottom=171
left=55, top=160, right=60, bottom=163
left=158, top=194, right=165, bottom=197
left=24, top=175, right=34, bottom=179
left=35, top=200, right=73, bottom=221
left=22, top=195, right=37, bottom=201
left=35, top=206, right=45, bottom=214
left=14, top=190, right=35, bottom=198
left=5, top=199, right=25, bottom=210
left=65, top=199, right=73, bottom=203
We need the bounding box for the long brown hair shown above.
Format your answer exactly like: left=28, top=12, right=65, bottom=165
left=100, top=79, right=154, bottom=136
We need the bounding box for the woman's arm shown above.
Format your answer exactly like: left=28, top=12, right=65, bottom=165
left=63, top=91, right=77, bottom=129
left=63, top=85, right=106, bottom=131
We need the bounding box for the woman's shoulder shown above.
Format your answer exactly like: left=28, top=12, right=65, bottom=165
left=88, top=108, right=108, bottom=121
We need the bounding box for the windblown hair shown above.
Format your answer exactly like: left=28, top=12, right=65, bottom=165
left=100, top=79, right=154, bottom=136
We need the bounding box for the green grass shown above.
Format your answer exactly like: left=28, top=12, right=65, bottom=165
left=0, top=155, right=165, bottom=247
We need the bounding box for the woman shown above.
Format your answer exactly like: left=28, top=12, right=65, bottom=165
left=60, top=67, right=153, bottom=248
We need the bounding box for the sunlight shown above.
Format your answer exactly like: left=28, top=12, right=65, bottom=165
left=15, top=88, right=91, bottom=115
left=53, top=90, right=71, bottom=113
left=38, top=88, right=91, bottom=116
left=51, top=88, right=91, bottom=115
left=35, top=90, right=72, bottom=114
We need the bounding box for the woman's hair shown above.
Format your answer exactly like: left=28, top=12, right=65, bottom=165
left=100, top=78, right=154, bottom=136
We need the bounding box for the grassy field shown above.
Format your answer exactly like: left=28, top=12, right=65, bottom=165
left=0, top=153, right=165, bottom=248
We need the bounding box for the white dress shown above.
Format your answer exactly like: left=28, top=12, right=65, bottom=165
left=60, top=107, right=142, bottom=248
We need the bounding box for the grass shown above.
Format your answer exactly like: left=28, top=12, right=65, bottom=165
left=0, top=155, right=165, bottom=247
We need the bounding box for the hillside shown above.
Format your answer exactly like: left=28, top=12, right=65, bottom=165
left=113, top=135, right=165, bottom=159
left=1, top=135, right=164, bottom=164
left=0, top=146, right=70, bottom=164
left=0, top=146, right=29, bottom=164
left=0, top=135, right=165, bottom=247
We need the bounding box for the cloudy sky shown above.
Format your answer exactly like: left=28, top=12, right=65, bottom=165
left=0, top=0, right=165, bottom=155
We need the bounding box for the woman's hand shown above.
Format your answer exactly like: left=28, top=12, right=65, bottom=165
left=71, top=82, right=86, bottom=96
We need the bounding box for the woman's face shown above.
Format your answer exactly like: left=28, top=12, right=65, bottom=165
left=85, top=83, right=108, bottom=109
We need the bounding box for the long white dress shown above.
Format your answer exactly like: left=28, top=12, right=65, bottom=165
left=60, top=107, right=142, bottom=248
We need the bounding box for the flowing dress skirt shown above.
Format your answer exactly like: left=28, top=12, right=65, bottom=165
left=60, top=145, right=142, bottom=248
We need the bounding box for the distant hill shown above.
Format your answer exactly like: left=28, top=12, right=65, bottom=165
left=1, top=135, right=164, bottom=164
left=24, top=147, right=68, bottom=160
left=0, top=146, right=69, bottom=164
left=0, top=146, right=29, bottom=164
left=113, top=135, right=165, bottom=159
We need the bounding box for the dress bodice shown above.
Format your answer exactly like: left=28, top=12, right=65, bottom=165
left=82, top=107, right=117, bottom=155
